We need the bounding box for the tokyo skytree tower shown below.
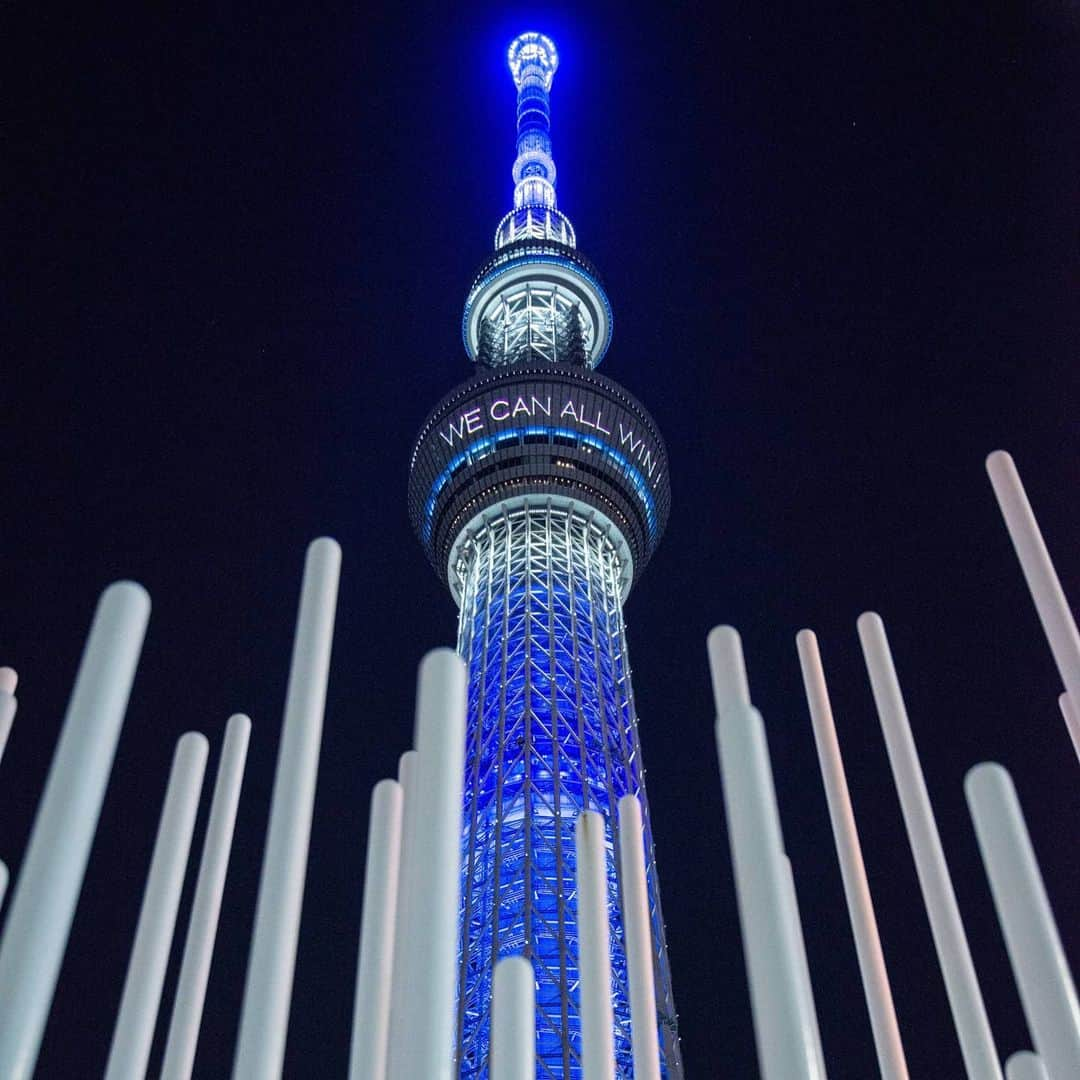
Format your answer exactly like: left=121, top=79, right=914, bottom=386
left=407, top=32, right=684, bottom=1079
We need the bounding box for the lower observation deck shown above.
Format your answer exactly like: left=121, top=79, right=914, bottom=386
left=408, top=364, right=671, bottom=599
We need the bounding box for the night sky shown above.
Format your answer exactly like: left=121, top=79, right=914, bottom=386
left=6, top=2, right=1079, bottom=1076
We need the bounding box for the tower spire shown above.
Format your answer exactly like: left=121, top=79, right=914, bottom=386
left=507, top=32, right=560, bottom=212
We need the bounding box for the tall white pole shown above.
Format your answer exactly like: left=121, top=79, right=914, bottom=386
left=0, top=666, right=17, bottom=767
left=857, top=612, right=1001, bottom=1080
left=1057, top=694, right=1080, bottom=764
left=0, top=580, right=150, bottom=1080
left=0, top=862, right=7, bottom=912
left=491, top=956, right=535, bottom=1080
left=161, top=713, right=251, bottom=1080
left=105, top=732, right=209, bottom=1080
left=796, top=629, right=909, bottom=1080
left=617, top=794, right=661, bottom=1080
left=714, top=699, right=820, bottom=1079
left=986, top=451, right=1080, bottom=759
left=348, top=779, right=403, bottom=1080
left=965, top=764, right=1080, bottom=1080
left=576, top=810, right=615, bottom=1080
left=386, top=649, right=466, bottom=1080
left=707, top=624, right=819, bottom=1079
left=781, top=855, right=827, bottom=1079
left=1005, top=1051, right=1050, bottom=1080
left=233, top=537, right=341, bottom=1080
left=387, top=748, right=419, bottom=1061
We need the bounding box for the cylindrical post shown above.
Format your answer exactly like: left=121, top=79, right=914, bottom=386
left=1057, top=694, right=1080, bottom=764
left=576, top=810, right=615, bottom=1080
left=161, top=714, right=251, bottom=1080
left=617, top=795, right=661, bottom=1080
left=796, top=629, right=909, bottom=1080
left=857, top=612, right=1001, bottom=1080
left=1005, top=1051, right=1050, bottom=1080
left=0, top=581, right=150, bottom=1080
left=387, top=749, right=419, bottom=1060
left=714, top=699, right=820, bottom=1079
left=965, top=764, right=1080, bottom=1080
left=986, top=451, right=1080, bottom=757
left=0, top=862, right=8, bottom=911
left=0, top=667, right=17, bottom=767
left=386, top=649, right=466, bottom=1080
left=348, top=779, right=403, bottom=1080
left=781, top=856, right=827, bottom=1079
left=233, top=537, right=341, bottom=1080
left=106, top=732, right=209, bottom=1080
left=491, top=956, right=535, bottom=1080
left=707, top=625, right=751, bottom=715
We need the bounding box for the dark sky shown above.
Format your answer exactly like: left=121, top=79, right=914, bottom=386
left=6, top=1, right=1079, bottom=1076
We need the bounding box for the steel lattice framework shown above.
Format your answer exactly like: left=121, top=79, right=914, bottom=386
left=451, top=505, right=681, bottom=1078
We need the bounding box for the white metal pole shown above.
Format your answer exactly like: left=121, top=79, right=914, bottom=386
left=491, top=955, right=535, bottom=1080
left=348, top=778, right=403, bottom=1080
left=160, top=713, right=251, bottom=1080
left=0, top=667, right=17, bottom=768
left=576, top=810, right=615, bottom=1080
left=781, top=855, right=827, bottom=1079
left=617, top=795, right=661, bottom=1080
left=0, top=580, right=150, bottom=1080
left=1057, top=694, right=1080, bottom=764
left=233, top=537, right=341, bottom=1080
left=1005, top=1051, right=1050, bottom=1080
left=965, top=763, right=1080, bottom=1080
left=857, top=612, right=1001, bottom=1080
left=105, top=732, right=209, bottom=1080
left=796, top=629, right=909, bottom=1080
left=386, top=649, right=466, bottom=1080
left=707, top=625, right=751, bottom=716
left=387, top=748, right=419, bottom=1061
left=986, top=451, right=1080, bottom=758
left=714, top=698, right=820, bottom=1079
left=0, top=862, right=7, bottom=912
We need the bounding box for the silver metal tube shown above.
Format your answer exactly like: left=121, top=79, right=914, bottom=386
left=796, top=629, right=909, bottom=1080
left=491, top=956, right=535, bottom=1080
left=714, top=698, right=820, bottom=1079
left=857, top=612, right=1001, bottom=1080
left=0, top=581, right=150, bottom=1080
left=617, top=794, right=661, bottom=1080
left=105, top=732, right=209, bottom=1080
left=386, top=649, right=466, bottom=1080
left=966, top=764, right=1080, bottom=1080
left=161, top=714, right=251, bottom=1080
left=986, top=451, right=1080, bottom=761
left=1005, top=1051, right=1050, bottom=1080
left=348, top=779, right=403, bottom=1080
left=576, top=810, right=615, bottom=1080
left=233, top=538, right=342, bottom=1079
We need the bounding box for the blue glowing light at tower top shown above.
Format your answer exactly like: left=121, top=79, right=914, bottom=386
left=506, top=32, right=561, bottom=213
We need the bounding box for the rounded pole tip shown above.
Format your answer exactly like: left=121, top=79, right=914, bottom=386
left=102, top=579, right=152, bottom=617
left=177, top=730, right=211, bottom=759
left=372, top=776, right=401, bottom=800
left=418, top=646, right=466, bottom=683
left=964, top=760, right=1011, bottom=801
left=0, top=667, right=17, bottom=694
left=225, top=712, right=252, bottom=737
left=856, top=610, right=884, bottom=636
left=306, top=536, right=342, bottom=564
left=707, top=624, right=741, bottom=653
left=795, top=628, right=817, bottom=649
left=985, top=449, right=1014, bottom=474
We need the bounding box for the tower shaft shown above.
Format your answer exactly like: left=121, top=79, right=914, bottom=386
left=452, top=504, right=681, bottom=1078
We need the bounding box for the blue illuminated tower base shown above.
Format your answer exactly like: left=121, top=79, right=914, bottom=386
left=453, top=502, right=680, bottom=1078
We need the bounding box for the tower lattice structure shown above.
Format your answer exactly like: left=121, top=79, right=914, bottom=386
left=408, top=33, right=683, bottom=1078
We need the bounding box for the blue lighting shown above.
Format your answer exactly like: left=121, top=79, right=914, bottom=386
left=422, top=425, right=658, bottom=545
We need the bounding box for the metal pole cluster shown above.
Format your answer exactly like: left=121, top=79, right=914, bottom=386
left=0, top=444, right=1076, bottom=1079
